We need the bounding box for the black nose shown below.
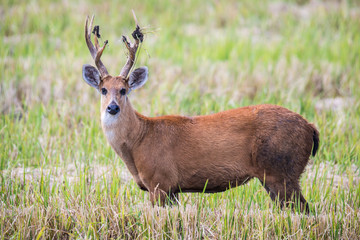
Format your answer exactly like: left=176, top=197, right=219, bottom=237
left=107, top=104, right=120, bottom=115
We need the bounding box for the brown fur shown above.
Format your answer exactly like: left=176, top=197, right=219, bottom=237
left=98, top=76, right=319, bottom=212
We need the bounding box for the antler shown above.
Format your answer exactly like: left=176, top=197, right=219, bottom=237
left=119, top=10, right=144, bottom=79
left=85, top=15, right=109, bottom=78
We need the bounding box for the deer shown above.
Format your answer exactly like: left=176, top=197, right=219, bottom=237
left=82, top=14, right=319, bottom=213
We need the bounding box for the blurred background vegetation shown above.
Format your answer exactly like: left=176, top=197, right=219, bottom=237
left=1, top=0, right=359, bottom=168
left=1, top=0, right=359, bottom=238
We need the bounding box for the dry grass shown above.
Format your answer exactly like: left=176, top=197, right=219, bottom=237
left=1, top=162, right=359, bottom=239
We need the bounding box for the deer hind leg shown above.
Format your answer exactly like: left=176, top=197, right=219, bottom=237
left=259, top=178, right=309, bottom=213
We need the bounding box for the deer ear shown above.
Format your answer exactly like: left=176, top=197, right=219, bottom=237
left=128, top=67, right=148, bottom=90
left=82, top=64, right=101, bottom=89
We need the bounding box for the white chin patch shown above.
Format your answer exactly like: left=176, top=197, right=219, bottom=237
left=101, top=111, right=119, bottom=127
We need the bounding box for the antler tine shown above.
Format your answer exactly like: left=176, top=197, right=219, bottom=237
left=95, top=40, right=108, bottom=64
left=85, top=15, right=109, bottom=77
left=119, top=10, right=143, bottom=79
left=85, top=16, right=95, bottom=59
left=132, top=9, right=139, bottom=26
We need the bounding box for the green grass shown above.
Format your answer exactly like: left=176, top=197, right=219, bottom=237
left=1, top=0, right=360, bottom=238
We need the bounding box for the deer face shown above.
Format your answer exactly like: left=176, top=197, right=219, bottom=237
left=82, top=65, right=148, bottom=125
left=82, top=14, right=146, bottom=126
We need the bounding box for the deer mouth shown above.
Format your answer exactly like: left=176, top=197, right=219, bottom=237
left=101, top=109, right=120, bottom=127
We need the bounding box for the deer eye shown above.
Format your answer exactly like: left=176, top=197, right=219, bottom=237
left=101, top=88, right=107, bottom=95
left=120, top=88, right=126, bottom=96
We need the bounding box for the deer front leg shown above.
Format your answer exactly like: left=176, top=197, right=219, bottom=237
left=149, top=184, right=168, bottom=206
left=149, top=188, right=179, bottom=206
left=139, top=162, right=178, bottom=206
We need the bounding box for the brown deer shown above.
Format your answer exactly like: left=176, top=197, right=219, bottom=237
left=82, top=14, right=319, bottom=212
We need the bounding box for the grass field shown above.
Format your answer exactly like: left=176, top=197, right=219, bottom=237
left=1, top=0, right=360, bottom=239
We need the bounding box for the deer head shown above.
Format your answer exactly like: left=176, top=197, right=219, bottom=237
left=82, top=14, right=148, bottom=126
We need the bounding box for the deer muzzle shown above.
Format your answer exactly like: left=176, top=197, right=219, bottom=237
left=107, top=102, right=120, bottom=115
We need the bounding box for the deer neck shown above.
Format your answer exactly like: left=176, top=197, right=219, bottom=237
left=101, top=100, right=146, bottom=160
